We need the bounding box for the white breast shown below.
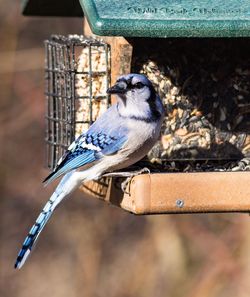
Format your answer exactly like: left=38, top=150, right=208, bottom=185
left=103, top=116, right=163, bottom=172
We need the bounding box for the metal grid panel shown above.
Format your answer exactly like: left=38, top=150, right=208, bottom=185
left=45, top=35, right=110, bottom=170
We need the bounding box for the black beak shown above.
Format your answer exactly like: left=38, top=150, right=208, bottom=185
left=107, top=81, right=127, bottom=94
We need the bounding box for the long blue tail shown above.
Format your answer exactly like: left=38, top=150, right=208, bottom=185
left=14, top=190, right=64, bottom=269
left=14, top=171, right=78, bottom=269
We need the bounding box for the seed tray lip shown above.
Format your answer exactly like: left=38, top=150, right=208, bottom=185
left=101, top=170, right=250, bottom=177
left=143, top=170, right=250, bottom=174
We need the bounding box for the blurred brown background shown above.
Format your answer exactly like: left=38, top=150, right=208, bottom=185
left=1, top=2, right=250, bottom=297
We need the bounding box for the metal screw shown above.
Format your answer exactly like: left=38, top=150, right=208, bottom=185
left=176, top=199, right=184, bottom=208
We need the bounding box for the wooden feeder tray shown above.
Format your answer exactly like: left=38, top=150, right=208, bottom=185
left=81, top=171, right=250, bottom=214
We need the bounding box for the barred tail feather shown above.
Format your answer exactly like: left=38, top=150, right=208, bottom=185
left=14, top=191, right=63, bottom=269
left=15, top=170, right=81, bottom=269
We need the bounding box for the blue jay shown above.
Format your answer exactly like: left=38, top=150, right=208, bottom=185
left=15, top=73, right=164, bottom=269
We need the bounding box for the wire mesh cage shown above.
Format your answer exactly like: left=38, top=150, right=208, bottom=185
left=45, top=35, right=110, bottom=170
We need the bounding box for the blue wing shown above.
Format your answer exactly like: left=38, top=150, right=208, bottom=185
left=43, top=130, right=128, bottom=185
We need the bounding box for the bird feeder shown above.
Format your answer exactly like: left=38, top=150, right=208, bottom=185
left=22, top=0, right=250, bottom=214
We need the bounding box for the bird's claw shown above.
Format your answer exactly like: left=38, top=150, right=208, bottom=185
left=120, top=167, right=151, bottom=194
left=103, top=167, right=150, bottom=194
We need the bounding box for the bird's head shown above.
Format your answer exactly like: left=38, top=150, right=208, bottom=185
left=107, top=74, right=164, bottom=121
left=107, top=73, right=154, bottom=101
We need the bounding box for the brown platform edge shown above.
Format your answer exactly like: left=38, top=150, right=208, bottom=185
left=80, top=172, right=250, bottom=215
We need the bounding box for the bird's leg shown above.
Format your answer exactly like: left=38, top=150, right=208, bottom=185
left=103, top=167, right=150, bottom=194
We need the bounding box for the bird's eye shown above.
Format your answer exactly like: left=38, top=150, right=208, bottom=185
left=134, top=82, right=144, bottom=89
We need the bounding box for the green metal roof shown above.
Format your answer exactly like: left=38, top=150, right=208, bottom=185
left=22, top=0, right=250, bottom=37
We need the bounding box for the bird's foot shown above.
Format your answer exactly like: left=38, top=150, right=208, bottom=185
left=120, top=167, right=150, bottom=194
left=103, top=167, right=150, bottom=194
